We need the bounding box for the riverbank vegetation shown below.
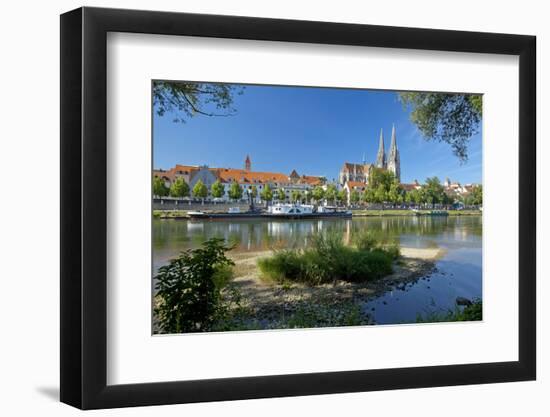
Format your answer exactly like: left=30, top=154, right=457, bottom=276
left=154, top=238, right=235, bottom=333
left=257, top=231, right=399, bottom=285
left=153, top=210, right=189, bottom=219
left=153, top=231, right=477, bottom=334
left=153, top=236, right=381, bottom=333
left=416, top=299, right=482, bottom=323
left=351, top=209, right=481, bottom=217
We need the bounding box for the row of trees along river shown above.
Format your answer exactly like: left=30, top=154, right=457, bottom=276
left=154, top=169, right=482, bottom=207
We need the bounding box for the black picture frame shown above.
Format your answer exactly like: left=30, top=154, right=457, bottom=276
left=60, top=6, right=536, bottom=410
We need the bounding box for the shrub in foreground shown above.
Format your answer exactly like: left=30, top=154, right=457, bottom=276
left=155, top=238, right=234, bottom=333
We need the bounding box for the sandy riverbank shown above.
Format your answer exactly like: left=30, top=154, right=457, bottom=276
left=221, top=245, right=445, bottom=328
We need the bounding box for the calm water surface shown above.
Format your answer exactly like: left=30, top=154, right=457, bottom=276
left=153, top=216, right=482, bottom=323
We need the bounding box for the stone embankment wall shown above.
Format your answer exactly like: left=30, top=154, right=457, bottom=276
left=153, top=198, right=251, bottom=212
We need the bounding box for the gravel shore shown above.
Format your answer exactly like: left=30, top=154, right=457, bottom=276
left=222, top=246, right=445, bottom=328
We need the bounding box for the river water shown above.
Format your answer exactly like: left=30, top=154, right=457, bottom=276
left=153, top=215, right=482, bottom=323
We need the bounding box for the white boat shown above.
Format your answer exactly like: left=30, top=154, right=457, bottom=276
left=264, top=203, right=351, bottom=218
left=187, top=203, right=352, bottom=220
left=317, top=206, right=337, bottom=213
left=267, top=203, right=314, bottom=216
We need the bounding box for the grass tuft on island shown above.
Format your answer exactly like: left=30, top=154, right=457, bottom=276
left=258, top=231, right=400, bottom=285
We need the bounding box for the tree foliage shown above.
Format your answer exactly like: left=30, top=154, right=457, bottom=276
left=462, top=184, right=483, bottom=206
left=228, top=182, right=243, bottom=200
left=169, top=177, right=190, bottom=198
left=350, top=190, right=361, bottom=204
left=387, top=181, right=403, bottom=204
left=153, top=81, right=243, bottom=123
left=364, top=167, right=403, bottom=204
left=363, top=187, right=375, bottom=204
left=291, top=189, right=302, bottom=203
left=423, top=177, right=447, bottom=206
left=192, top=180, right=208, bottom=199
left=337, top=189, right=347, bottom=203
left=324, top=184, right=338, bottom=204
left=368, top=167, right=396, bottom=190
left=312, top=186, right=325, bottom=203
left=277, top=188, right=286, bottom=201
left=399, top=92, right=482, bottom=161
left=260, top=184, right=273, bottom=202
left=406, top=188, right=424, bottom=205
left=153, top=176, right=169, bottom=197
left=470, top=184, right=483, bottom=205
left=374, top=185, right=387, bottom=203
left=154, top=238, right=234, bottom=333
left=210, top=180, right=225, bottom=199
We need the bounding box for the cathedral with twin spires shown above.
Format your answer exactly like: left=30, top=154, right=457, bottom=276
left=339, top=124, right=401, bottom=186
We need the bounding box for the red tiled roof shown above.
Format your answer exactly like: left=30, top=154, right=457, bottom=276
left=300, top=175, right=323, bottom=186
left=155, top=164, right=324, bottom=186
left=173, top=164, right=197, bottom=174
left=347, top=181, right=366, bottom=189
left=217, top=168, right=289, bottom=185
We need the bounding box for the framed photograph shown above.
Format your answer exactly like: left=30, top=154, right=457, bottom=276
left=60, top=7, right=536, bottom=409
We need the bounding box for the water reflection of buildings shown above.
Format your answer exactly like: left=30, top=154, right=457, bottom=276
left=179, top=219, right=362, bottom=251
left=343, top=219, right=352, bottom=245
left=154, top=216, right=481, bottom=260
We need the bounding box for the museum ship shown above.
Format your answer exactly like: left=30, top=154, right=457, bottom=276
left=187, top=204, right=351, bottom=220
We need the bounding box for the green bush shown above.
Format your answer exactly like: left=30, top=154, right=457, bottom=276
left=383, top=243, right=401, bottom=260
left=353, top=230, right=378, bottom=251
left=460, top=299, right=483, bottom=321
left=258, top=232, right=396, bottom=285
left=353, top=230, right=400, bottom=259
left=154, top=238, right=234, bottom=333
left=416, top=299, right=482, bottom=323
left=211, top=263, right=234, bottom=290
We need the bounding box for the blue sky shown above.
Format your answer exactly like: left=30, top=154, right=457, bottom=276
left=153, top=83, right=482, bottom=185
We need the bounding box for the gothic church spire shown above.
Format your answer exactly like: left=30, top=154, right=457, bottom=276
left=376, top=128, right=386, bottom=169
left=389, top=124, right=397, bottom=154
left=387, top=124, right=401, bottom=182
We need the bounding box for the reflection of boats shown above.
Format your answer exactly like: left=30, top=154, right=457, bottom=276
left=187, top=204, right=352, bottom=220
left=187, top=208, right=262, bottom=219
left=413, top=209, right=449, bottom=216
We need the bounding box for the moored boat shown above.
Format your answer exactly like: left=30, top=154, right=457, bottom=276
left=187, top=204, right=352, bottom=220
left=264, top=203, right=351, bottom=219
left=187, top=207, right=261, bottom=219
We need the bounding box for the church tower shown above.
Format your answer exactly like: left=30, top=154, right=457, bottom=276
left=245, top=155, right=251, bottom=171
left=387, top=124, right=401, bottom=182
left=376, top=128, right=386, bottom=169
